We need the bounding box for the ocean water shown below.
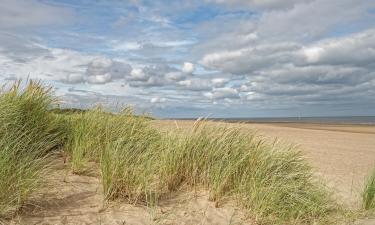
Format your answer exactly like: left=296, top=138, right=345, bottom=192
left=213, top=116, right=375, bottom=125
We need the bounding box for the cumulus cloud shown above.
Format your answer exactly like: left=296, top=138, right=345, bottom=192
left=201, top=29, right=375, bottom=75
left=64, top=73, right=84, bottom=84
left=129, top=68, right=148, bottom=81
left=204, top=87, right=239, bottom=100
left=128, top=76, right=167, bottom=87
left=1, top=0, right=375, bottom=117
left=211, top=78, right=228, bottom=88
left=150, top=96, right=167, bottom=103
left=0, top=37, right=132, bottom=85
left=86, top=73, right=112, bottom=84
left=111, top=61, right=132, bottom=79
left=299, top=29, right=375, bottom=66
left=182, top=62, right=195, bottom=74
left=165, top=71, right=186, bottom=81
left=126, top=65, right=179, bottom=87
left=84, top=57, right=132, bottom=84
left=0, top=44, right=94, bottom=82
left=201, top=42, right=300, bottom=74
left=199, top=24, right=375, bottom=111
left=85, top=58, right=112, bottom=84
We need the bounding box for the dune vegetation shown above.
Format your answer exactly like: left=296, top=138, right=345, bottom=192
left=363, top=167, right=375, bottom=210
left=1, top=80, right=373, bottom=224
left=62, top=111, right=339, bottom=224
left=0, top=81, right=65, bottom=216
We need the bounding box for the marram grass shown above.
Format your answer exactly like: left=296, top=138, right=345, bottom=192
left=363, top=167, right=375, bottom=210
left=67, top=113, right=339, bottom=224
left=0, top=81, right=64, bottom=216
left=157, top=121, right=336, bottom=224
left=0, top=80, right=349, bottom=224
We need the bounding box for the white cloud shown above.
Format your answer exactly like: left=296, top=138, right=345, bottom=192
left=150, top=97, right=167, bottom=103
left=1, top=0, right=375, bottom=117
left=154, top=40, right=196, bottom=48
left=205, top=87, right=239, bottom=100
left=299, top=29, right=375, bottom=66
left=111, top=41, right=142, bottom=51
left=86, top=73, right=112, bottom=84
left=201, top=28, right=375, bottom=75
left=64, top=73, right=84, bottom=84
left=257, top=0, right=374, bottom=40
left=126, top=65, right=179, bottom=87
left=302, top=47, right=324, bottom=63
left=86, top=58, right=112, bottom=77
left=202, top=50, right=244, bottom=68
left=165, top=71, right=185, bottom=81
left=206, top=0, right=312, bottom=10
left=130, top=68, right=148, bottom=81
left=90, top=57, right=112, bottom=69
left=211, top=78, right=228, bottom=88
left=178, top=79, right=212, bottom=91
left=111, top=40, right=195, bottom=53
left=0, top=37, right=133, bottom=85
left=198, top=24, right=375, bottom=111
left=0, top=0, right=73, bottom=29
left=181, top=62, right=195, bottom=74
left=85, top=57, right=132, bottom=84
left=0, top=46, right=95, bottom=82
left=201, top=42, right=299, bottom=74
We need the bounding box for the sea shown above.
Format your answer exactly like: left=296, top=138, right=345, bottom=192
left=173, top=116, right=375, bottom=125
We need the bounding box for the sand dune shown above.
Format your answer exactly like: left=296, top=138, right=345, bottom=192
left=9, top=161, right=250, bottom=225
left=156, top=120, right=375, bottom=206
left=7, top=120, right=375, bottom=224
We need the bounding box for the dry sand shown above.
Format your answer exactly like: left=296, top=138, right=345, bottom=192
left=6, top=120, right=375, bottom=224
left=245, top=122, right=375, bottom=207
left=156, top=120, right=375, bottom=206
left=7, top=161, right=250, bottom=225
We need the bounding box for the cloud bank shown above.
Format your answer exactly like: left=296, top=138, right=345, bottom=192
left=0, top=0, right=374, bottom=117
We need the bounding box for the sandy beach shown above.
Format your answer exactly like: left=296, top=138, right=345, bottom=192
left=156, top=120, right=375, bottom=206
left=247, top=122, right=375, bottom=206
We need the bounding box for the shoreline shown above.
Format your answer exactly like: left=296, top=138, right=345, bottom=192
left=160, top=117, right=375, bottom=126
left=160, top=119, right=375, bottom=134
left=245, top=122, right=375, bottom=134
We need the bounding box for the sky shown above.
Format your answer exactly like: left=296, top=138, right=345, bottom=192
left=0, top=0, right=375, bottom=118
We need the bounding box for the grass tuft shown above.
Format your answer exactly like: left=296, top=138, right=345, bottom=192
left=158, top=122, right=335, bottom=223
left=0, top=80, right=342, bottom=224
left=363, top=167, right=375, bottom=210
left=67, top=112, right=337, bottom=224
left=0, top=80, right=64, bottom=216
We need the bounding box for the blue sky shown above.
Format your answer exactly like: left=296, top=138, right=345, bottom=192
left=0, top=0, right=375, bottom=118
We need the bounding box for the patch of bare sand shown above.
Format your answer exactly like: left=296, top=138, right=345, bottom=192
left=8, top=161, right=251, bottom=225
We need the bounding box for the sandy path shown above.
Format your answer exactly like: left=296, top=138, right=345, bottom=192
left=8, top=161, right=250, bottom=225
left=155, top=120, right=375, bottom=206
